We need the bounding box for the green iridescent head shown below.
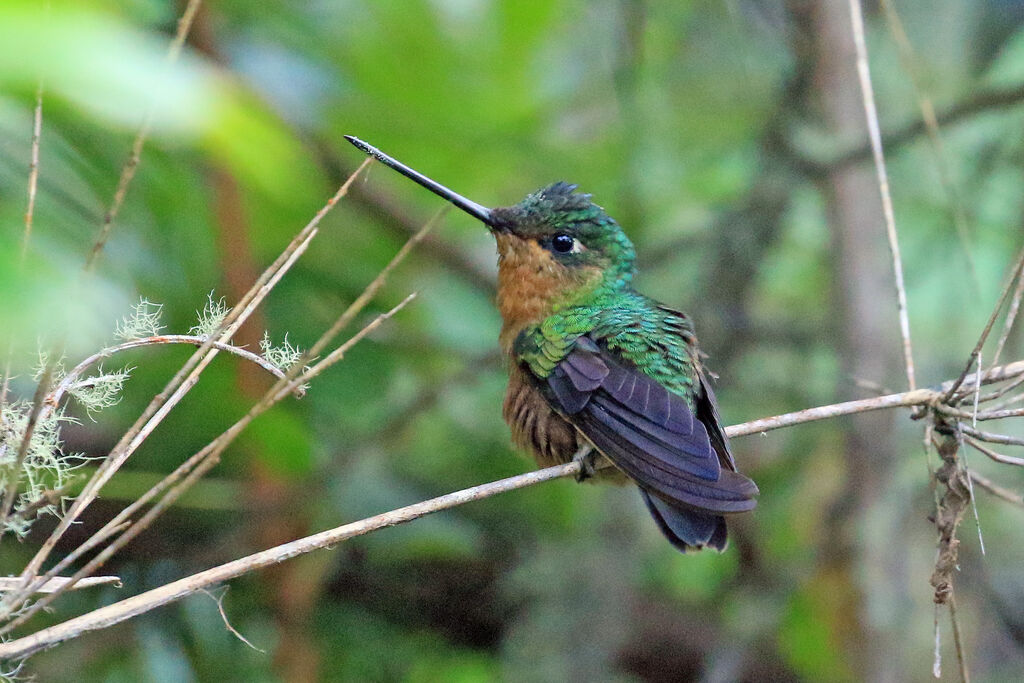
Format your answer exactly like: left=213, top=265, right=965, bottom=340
left=489, top=182, right=637, bottom=282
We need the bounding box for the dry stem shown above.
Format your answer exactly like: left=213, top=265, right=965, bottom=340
left=944, top=246, right=1024, bottom=402
left=84, top=0, right=204, bottom=271
left=23, top=84, right=43, bottom=256
left=848, top=0, right=916, bottom=391
left=879, top=0, right=978, bottom=292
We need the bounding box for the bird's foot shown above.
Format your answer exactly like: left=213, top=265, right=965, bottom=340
left=572, top=444, right=598, bottom=483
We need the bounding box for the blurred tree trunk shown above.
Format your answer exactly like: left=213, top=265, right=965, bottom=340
left=811, top=3, right=904, bottom=681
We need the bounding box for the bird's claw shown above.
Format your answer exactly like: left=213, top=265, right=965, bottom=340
left=572, top=444, right=597, bottom=482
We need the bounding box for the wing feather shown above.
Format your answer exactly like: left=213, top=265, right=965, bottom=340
left=539, top=337, right=757, bottom=514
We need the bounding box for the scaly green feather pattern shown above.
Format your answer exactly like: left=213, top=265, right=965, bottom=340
left=513, top=287, right=700, bottom=411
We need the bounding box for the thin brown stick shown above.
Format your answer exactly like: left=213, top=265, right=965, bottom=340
left=23, top=84, right=43, bottom=257
left=0, top=577, right=120, bottom=595
left=307, top=207, right=444, bottom=359
left=960, top=426, right=1024, bottom=447
left=84, top=0, right=203, bottom=271
left=944, top=246, right=1024, bottom=402
left=941, top=406, right=1024, bottom=422
left=730, top=359, right=1024, bottom=438
left=828, top=82, right=1024, bottom=171
left=848, top=0, right=916, bottom=391
left=879, top=0, right=979, bottom=292
left=1, top=80, right=46, bottom=447
left=948, top=593, right=970, bottom=683
left=969, top=470, right=1024, bottom=507
left=990, top=270, right=1024, bottom=371
left=978, top=372, right=1024, bottom=404
left=964, top=435, right=1024, bottom=463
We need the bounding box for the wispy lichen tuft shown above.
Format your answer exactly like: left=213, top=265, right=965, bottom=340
left=114, top=299, right=164, bottom=341
left=189, top=293, right=230, bottom=339
left=1, top=403, right=83, bottom=537
left=68, top=366, right=133, bottom=419
left=32, top=348, right=66, bottom=384
left=260, top=332, right=304, bottom=372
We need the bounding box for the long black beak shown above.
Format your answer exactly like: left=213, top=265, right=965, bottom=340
left=345, top=136, right=495, bottom=227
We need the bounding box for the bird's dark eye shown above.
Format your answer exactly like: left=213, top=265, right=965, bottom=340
left=551, top=233, right=575, bottom=253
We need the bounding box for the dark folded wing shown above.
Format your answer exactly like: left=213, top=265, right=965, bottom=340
left=543, top=337, right=757, bottom=514
left=693, top=367, right=737, bottom=472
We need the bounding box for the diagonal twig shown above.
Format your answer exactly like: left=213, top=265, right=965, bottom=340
left=944, top=245, right=1024, bottom=402
left=84, top=0, right=204, bottom=271
left=879, top=0, right=979, bottom=293
left=969, top=470, right=1024, bottom=507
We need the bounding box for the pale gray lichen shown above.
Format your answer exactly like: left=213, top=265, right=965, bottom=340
left=189, top=293, right=230, bottom=339
left=0, top=402, right=83, bottom=537
left=114, top=299, right=164, bottom=341
left=68, top=365, right=133, bottom=419
left=32, top=348, right=66, bottom=384
left=259, top=332, right=304, bottom=372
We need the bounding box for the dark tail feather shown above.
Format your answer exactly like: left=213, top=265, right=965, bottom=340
left=640, top=489, right=728, bottom=553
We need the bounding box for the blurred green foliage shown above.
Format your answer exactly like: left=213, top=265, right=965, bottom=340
left=2, top=0, right=1024, bottom=681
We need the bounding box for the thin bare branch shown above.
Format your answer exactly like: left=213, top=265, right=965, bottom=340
left=0, top=577, right=120, bottom=595
left=848, top=0, right=916, bottom=390
left=939, top=405, right=1024, bottom=422
left=945, top=246, right=1024, bottom=402
left=7, top=358, right=1024, bottom=655
left=965, top=436, right=1024, bottom=467
left=23, top=85, right=43, bottom=257
left=8, top=157, right=373, bottom=602
left=960, top=426, right=1024, bottom=448
left=990, top=269, right=1024, bottom=371
left=980, top=372, right=1024, bottom=404
left=0, top=447, right=574, bottom=660
left=201, top=588, right=264, bottom=653
left=731, top=359, right=1024, bottom=438
left=84, top=0, right=203, bottom=271
left=969, top=470, right=1024, bottom=507
left=307, top=207, right=443, bottom=360
left=948, top=593, right=970, bottom=683
left=828, top=82, right=1024, bottom=170
left=879, top=0, right=979, bottom=292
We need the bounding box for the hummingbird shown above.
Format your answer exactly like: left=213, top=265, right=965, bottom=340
left=346, top=136, right=757, bottom=552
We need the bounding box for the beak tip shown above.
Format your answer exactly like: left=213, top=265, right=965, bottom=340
left=345, top=135, right=372, bottom=156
